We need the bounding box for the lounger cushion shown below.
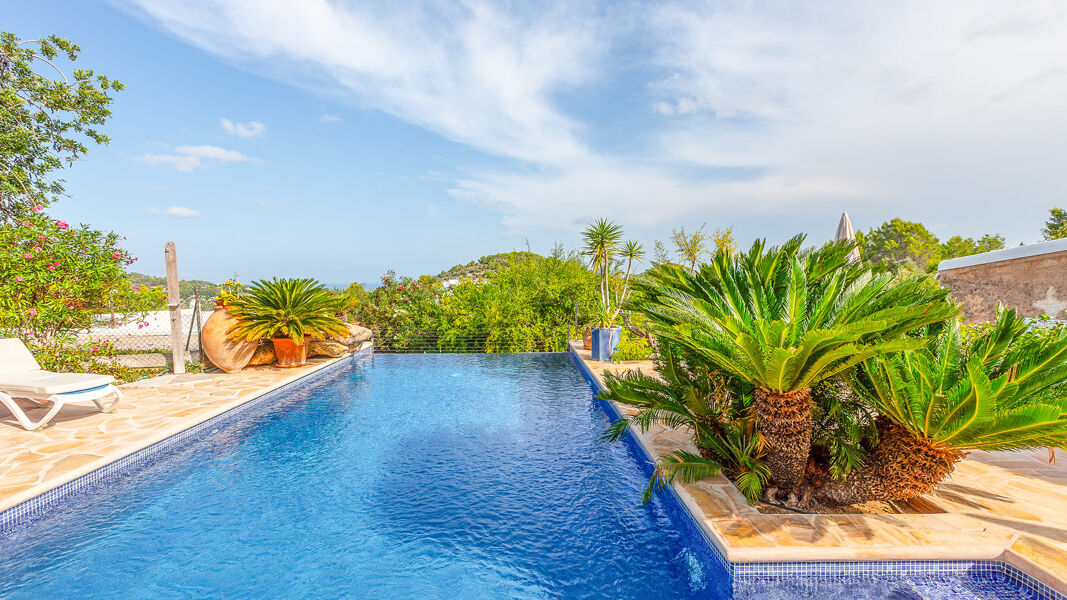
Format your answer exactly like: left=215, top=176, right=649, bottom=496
left=0, top=370, right=115, bottom=395
left=0, top=338, right=42, bottom=375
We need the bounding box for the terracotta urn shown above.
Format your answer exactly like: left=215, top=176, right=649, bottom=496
left=201, top=306, right=257, bottom=372
left=271, top=337, right=309, bottom=367
left=583, top=329, right=593, bottom=350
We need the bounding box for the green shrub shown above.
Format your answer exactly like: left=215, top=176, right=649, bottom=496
left=612, top=330, right=652, bottom=361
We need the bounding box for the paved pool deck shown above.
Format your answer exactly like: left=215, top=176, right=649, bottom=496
left=0, top=345, right=369, bottom=517
left=570, top=342, right=1067, bottom=595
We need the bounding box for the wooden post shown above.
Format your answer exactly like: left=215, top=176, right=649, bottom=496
left=165, top=241, right=186, bottom=374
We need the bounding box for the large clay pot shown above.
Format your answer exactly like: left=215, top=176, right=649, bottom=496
left=583, top=329, right=592, bottom=350
left=201, top=306, right=257, bottom=373
left=271, top=337, right=309, bottom=367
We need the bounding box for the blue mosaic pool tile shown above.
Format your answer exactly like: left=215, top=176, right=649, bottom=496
left=0, top=346, right=373, bottom=535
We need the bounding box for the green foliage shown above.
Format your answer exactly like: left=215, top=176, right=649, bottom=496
left=1, top=32, right=123, bottom=220
left=941, top=234, right=1005, bottom=260
left=856, top=307, right=1067, bottom=451
left=671, top=224, right=709, bottom=271
left=0, top=211, right=150, bottom=338
left=858, top=219, right=943, bottom=272
left=28, top=336, right=143, bottom=384
left=354, top=272, right=444, bottom=351
left=612, top=329, right=651, bottom=361
left=436, top=251, right=539, bottom=280
left=1042, top=208, right=1067, bottom=241
left=356, top=251, right=597, bottom=352
left=858, top=218, right=1006, bottom=272
left=642, top=450, right=724, bottom=505
left=601, top=342, right=768, bottom=502
left=228, top=278, right=348, bottom=344
left=127, top=272, right=220, bottom=306
left=811, top=380, right=878, bottom=479
left=631, top=235, right=959, bottom=393
left=581, top=219, right=642, bottom=325
left=437, top=250, right=598, bottom=352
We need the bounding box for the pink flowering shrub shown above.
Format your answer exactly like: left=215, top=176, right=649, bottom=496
left=0, top=212, right=157, bottom=339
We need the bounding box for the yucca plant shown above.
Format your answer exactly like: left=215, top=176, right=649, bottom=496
left=819, top=307, right=1067, bottom=504
left=228, top=278, right=348, bottom=345
left=629, top=236, right=959, bottom=496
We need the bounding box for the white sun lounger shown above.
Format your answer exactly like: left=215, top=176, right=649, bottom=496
left=0, top=338, right=122, bottom=431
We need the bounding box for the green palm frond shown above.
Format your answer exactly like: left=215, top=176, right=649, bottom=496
left=227, top=277, right=347, bottom=345
left=628, top=236, right=959, bottom=393
left=856, top=306, right=1067, bottom=452
left=642, top=451, right=724, bottom=505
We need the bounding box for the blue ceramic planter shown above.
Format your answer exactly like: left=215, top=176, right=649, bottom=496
left=590, top=327, right=621, bottom=361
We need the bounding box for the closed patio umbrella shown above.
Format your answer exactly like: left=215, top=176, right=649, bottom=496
left=835, top=212, right=862, bottom=263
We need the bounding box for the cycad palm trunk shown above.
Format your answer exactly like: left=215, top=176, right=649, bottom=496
left=816, top=418, right=965, bottom=505
left=753, top=387, right=813, bottom=493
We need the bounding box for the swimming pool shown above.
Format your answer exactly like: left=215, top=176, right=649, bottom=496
left=0, top=353, right=1058, bottom=599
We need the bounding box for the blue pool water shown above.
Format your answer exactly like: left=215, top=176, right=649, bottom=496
left=0, top=354, right=727, bottom=599
left=0, top=354, right=1056, bottom=599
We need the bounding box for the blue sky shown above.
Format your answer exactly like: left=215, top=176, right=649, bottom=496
left=7, top=1, right=1067, bottom=286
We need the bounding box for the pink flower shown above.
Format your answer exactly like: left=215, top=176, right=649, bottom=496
left=132, top=257, right=138, bottom=262
left=91, top=346, right=99, bottom=352
left=67, top=304, right=74, bottom=309
left=31, top=204, right=43, bottom=213
left=112, top=251, right=122, bottom=259
left=133, top=285, right=140, bottom=292
left=48, top=265, right=55, bottom=271
left=38, top=236, right=46, bottom=242
left=23, top=253, right=32, bottom=259
left=56, top=220, right=68, bottom=230
left=398, top=285, right=404, bottom=290
left=52, top=261, right=59, bottom=266
left=14, top=276, right=24, bottom=282
left=137, top=324, right=144, bottom=329
left=28, top=308, right=37, bottom=317
left=33, top=246, right=41, bottom=252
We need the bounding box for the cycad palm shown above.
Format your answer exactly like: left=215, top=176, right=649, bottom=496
left=630, top=236, right=958, bottom=493
left=228, top=278, right=348, bottom=345
left=601, top=343, right=769, bottom=503
left=820, top=307, right=1067, bottom=504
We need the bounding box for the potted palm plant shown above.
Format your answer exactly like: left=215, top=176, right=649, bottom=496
left=582, top=219, right=644, bottom=361
left=227, top=278, right=349, bottom=367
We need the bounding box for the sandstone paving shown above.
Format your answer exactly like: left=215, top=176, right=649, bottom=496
left=571, top=342, right=1067, bottom=594
left=0, top=354, right=355, bottom=516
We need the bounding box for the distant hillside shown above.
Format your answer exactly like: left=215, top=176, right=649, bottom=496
left=129, top=272, right=220, bottom=304
left=436, top=252, right=540, bottom=281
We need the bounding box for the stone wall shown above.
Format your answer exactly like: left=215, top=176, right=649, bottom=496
left=938, top=240, right=1067, bottom=322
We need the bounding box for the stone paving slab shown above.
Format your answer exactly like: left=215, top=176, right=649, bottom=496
left=0, top=348, right=366, bottom=515
left=570, top=342, right=1067, bottom=594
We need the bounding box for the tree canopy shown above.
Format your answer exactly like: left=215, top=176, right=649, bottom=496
left=1043, top=208, right=1067, bottom=241
left=857, top=218, right=1004, bottom=272
left=0, top=32, right=123, bottom=220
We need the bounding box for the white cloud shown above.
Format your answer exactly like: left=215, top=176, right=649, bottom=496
left=319, top=114, right=342, bottom=123
left=116, top=0, right=601, bottom=165
left=220, top=118, right=266, bottom=138
left=119, top=0, right=1067, bottom=244
left=131, top=144, right=260, bottom=171
left=147, top=205, right=200, bottom=218
left=257, top=199, right=280, bottom=208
